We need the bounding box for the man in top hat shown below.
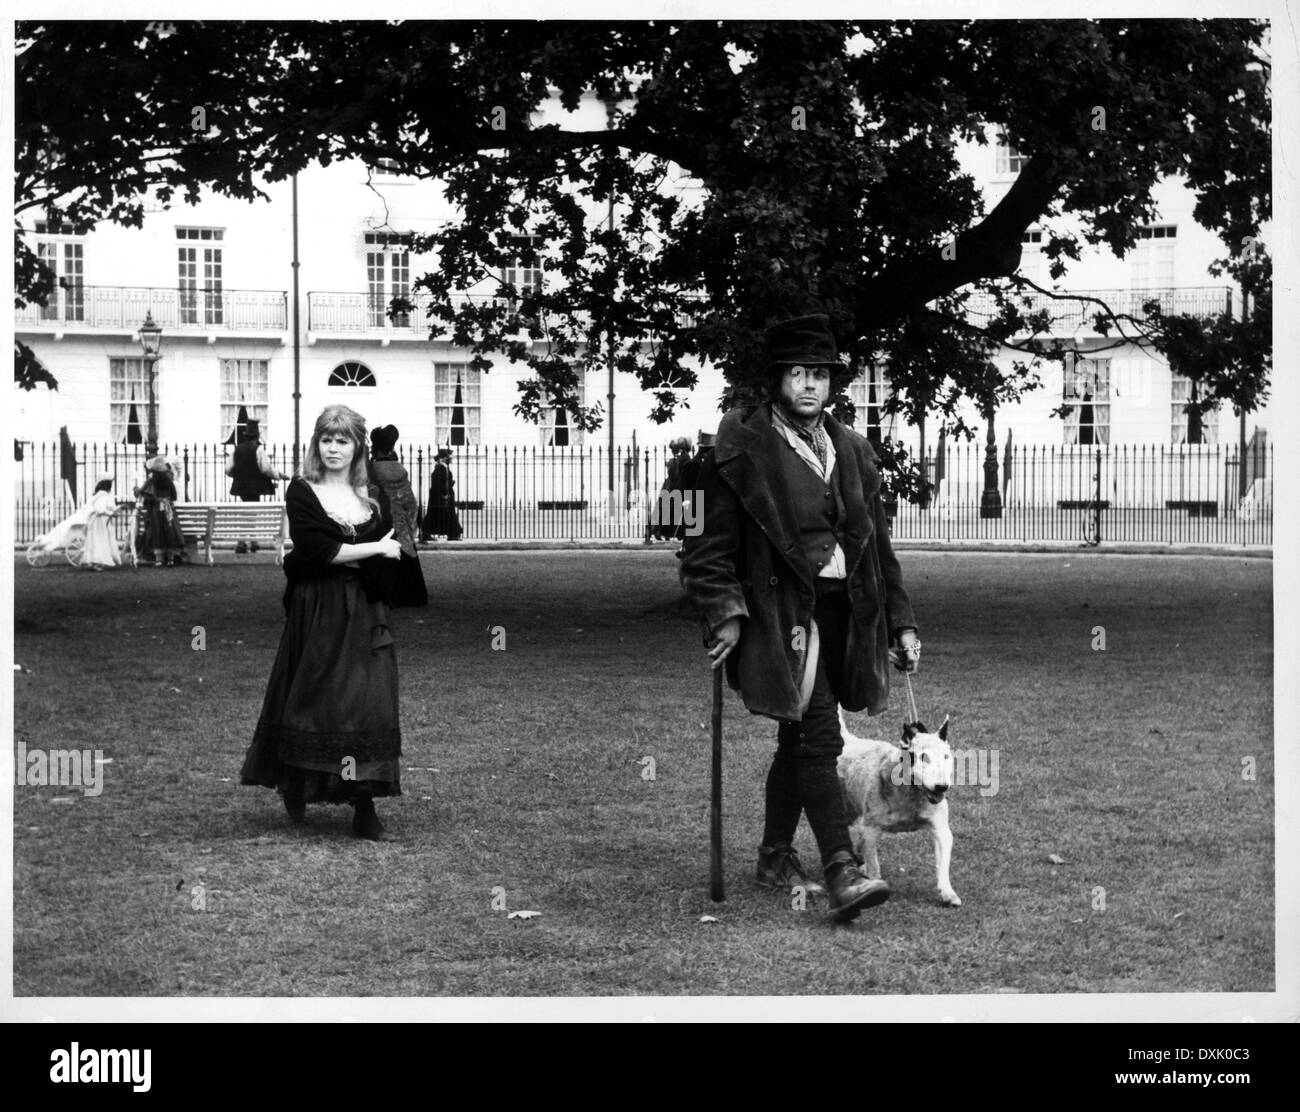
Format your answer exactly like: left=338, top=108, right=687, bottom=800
left=424, top=447, right=463, bottom=541
left=679, top=312, right=922, bottom=921
left=227, top=419, right=289, bottom=502
left=225, top=418, right=290, bottom=553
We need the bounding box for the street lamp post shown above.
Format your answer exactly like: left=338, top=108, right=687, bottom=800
left=980, top=405, right=1003, bottom=519
left=604, top=97, right=618, bottom=516
left=138, top=310, right=163, bottom=458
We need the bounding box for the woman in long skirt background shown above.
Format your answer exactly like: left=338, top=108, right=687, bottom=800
left=136, top=457, right=187, bottom=566
left=366, top=424, right=429, bottom=607
left=240, top=404, right=403, bottom=839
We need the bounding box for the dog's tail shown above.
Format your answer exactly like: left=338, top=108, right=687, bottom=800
left=838, top=705, right=859, bottom=745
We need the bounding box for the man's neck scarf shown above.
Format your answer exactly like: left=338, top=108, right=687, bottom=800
left=772, top=403, right=829, bottom=474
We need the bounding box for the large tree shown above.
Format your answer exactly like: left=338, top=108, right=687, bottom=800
left=16, top=20, right=1271, bottom=486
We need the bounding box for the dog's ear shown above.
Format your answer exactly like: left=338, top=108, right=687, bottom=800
left=938, top=714, right=950, bottom=742
left=902, top=721, right=919, bottom=744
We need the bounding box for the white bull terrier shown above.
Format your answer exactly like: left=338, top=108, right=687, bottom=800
left=837, top=712, right=961, bottom=906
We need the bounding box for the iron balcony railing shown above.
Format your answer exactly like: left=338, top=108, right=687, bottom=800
left=307, top=291, right=705, bottom=335
left=15, top=287, right=289, bottom=332
left=14, top=439, right=1272, bottom=548
left=308, top=291, right=583, bottom=335
left=960, top=285, right=1235, bottom=336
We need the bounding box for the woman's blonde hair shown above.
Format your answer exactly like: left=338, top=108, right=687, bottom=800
left=302, top=405, right=379, bottom=513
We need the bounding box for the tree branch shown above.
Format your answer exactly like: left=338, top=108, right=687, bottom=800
left=1009, top=277, right=1163, bottom=353
left=853, top=156, right=1064, bottom=334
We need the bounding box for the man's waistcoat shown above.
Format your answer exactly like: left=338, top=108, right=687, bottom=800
left=784, top=451, right=847, bottom=577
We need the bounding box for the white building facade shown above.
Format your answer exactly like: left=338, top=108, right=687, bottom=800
left=14, top=104, right=1271, bottom=541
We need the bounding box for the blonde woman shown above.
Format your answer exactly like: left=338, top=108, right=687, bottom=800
left=240, top=405, right=403, bottom=839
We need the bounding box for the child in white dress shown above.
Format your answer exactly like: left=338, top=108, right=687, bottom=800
left=81, top=475, right=122, bottom=570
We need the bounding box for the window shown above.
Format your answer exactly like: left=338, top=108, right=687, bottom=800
left=328, top=362, right=377, bottom=387
left=364, top=232, right=412, bottom=328
left=34, top=218, right=85, bottom=235
left=996, top=141, right=1028, bottom=176
left=501, top=235, right=544, bottom=299
left=1063, top=357, right=1111, bottom=445
left=1131, top=224, right=1177, bottom=289
left=363, top=232, right=412, bottom=247
left=540, top=381, right=586, bottom=448
left=849, top=364, right=896, bottom=443
left=220, top=359, right=270, bottom=442
left=372, top=158, right=404, bottom=175
left=37, top=239, right=85, bottom=322
left=177, top=227, right=224, bottom=325
left=1171, top=375, right=1218, bottom=445
left=110, top=358, right=152, bottom=444
left=434, top=363, right=481, bottom=446
left=1019, top=228, right=1045, bottom=284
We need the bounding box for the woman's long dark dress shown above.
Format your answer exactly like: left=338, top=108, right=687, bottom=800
left=423, top=461, right=463, bottom=540
left=368, top=454, right=428, bottom=608
left=240, top=478, right=401, bottom=805
left=139, top=473, right=187, bottom=563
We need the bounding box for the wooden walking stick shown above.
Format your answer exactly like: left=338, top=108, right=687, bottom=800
left=710, top=664, right=725, bottom=902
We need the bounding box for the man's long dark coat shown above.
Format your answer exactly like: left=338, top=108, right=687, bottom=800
left=679, top=404, right=916, bottom=722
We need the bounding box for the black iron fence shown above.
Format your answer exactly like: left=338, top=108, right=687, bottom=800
left=893, top=441, right=1272, bottom=546
left=14, top=439, right=1273, bottom=547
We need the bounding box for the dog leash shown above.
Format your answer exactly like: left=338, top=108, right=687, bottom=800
left=903, top=669, right=920, bottom=728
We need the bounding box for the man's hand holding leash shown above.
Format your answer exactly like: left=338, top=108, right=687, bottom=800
left=889, top=630, right=922, bottom=674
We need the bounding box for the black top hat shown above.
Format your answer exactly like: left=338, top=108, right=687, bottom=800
left=435, top=447, right=454, bottom=460
left=243, top=419, right=261, bottom=440
left=371, top=425, right=399, bottom=454
left=763, top=313, right=844, bottom=369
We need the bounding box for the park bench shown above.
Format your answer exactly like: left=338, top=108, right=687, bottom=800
left=130, top=501, right=287, bottom=566
left=1165, top=499, right=1218, bottom=517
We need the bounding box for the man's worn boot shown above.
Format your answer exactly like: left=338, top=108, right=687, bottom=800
left=756, top=844, right=826, bottom=898
left=824, top=851, right=890, bottom=922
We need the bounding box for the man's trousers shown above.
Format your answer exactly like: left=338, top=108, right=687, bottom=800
left=762, top=577, right=855, bottom=865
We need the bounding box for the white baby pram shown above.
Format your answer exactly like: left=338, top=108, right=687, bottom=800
left=26, top=499, right=128, bottom=568
left=25, top=503, right=93, bottom=567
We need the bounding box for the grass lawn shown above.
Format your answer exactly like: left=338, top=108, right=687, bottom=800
left=12, top=549, right=1273, bottom=997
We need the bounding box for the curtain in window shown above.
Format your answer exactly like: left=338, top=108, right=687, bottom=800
left=220, top=359, right=268, bottom=442
left=110, top=358, right=149, bottom=443
left=1062, top=378, right=1081, bottom=445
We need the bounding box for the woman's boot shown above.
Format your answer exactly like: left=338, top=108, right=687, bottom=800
left=352, top=790, right=389, bottom=841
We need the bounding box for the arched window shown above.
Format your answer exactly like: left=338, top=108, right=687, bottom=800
left=329, top=362, right=376, bottom=387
